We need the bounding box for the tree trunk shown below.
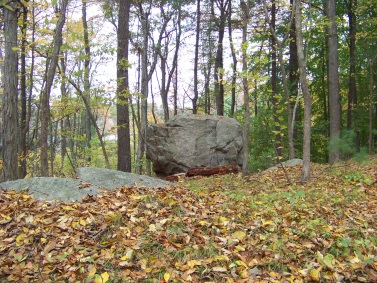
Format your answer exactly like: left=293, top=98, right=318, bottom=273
left=228, top=0, right=237, bottom=117
left=135, top=2, right=169, bottom=174
left=289, top=0, right=299, bottom=149
left=60, top=55, right=69, bottom=172
left=19, top=6, right=28, bottom=178
left=262, top=0, right=295, bottom=160
left=193, top=0, right=201, bottom=114
left=64, top=77, right=111, bottom=169
left=326, top=0, right=341, bottom=164
left=241, top=0, right=250, bottom=176
left=40, top=0, right=68, bottom=176
left=347, top=0, right=359, bottom=150
left=2, top=3, right=19, bottom=181
left=136, top=4, right=150, bottom=174
left=117, top=0, right=132, bottom=172
left=214, top=0, right=228, bottom=116
left=82, top=0, right=92, bottom=161
left=295, top=0, right=312, bottom=182
left=270, top=0, right=282, bottom=158
left=368, top=49, right=374, bottom=154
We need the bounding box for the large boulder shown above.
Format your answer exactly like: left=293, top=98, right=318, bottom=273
left=146, top=113, right=243, bottom=177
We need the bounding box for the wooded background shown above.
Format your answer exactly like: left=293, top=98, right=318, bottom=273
left=0, top=0, right=375, bottom=182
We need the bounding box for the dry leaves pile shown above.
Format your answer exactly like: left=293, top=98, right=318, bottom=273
left=1, top=159, right=377, bottom=282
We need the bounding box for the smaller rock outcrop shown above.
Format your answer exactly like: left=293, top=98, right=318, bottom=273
left=146, top=113, right=244, bottom=177
left=0, top=167, right=175, bottom=202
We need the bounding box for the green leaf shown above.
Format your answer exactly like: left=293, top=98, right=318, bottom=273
left=323, top=254, right=335, bottom=269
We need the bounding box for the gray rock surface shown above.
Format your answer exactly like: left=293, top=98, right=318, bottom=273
left=0, top=167, right=175, bottom=202
left=265, top=158, right=303, bottom=172
left=147, top=113, right=244, bottom=177
left=77, top=167, right=174, bottom=189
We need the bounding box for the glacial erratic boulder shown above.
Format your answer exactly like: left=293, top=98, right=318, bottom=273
left=146, top=113, right=244, bottom=177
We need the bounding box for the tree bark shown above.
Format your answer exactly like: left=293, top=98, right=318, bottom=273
left=40, top=0, right=69, bottom=176
left=289, top=0, right=299, bottom=157
left=135, top=2, right=169, bottom=174
left=241, top=0, right=250, bottom=176
left=347, top=0, right=359, bottom=151
left=193, top=0, right=201, bottom=114
left=228, top=0, right=237, bottom=117
left=326, top=0, right=341, bottom=164
left=368, top=47, right=374, bottom=154
left=19, top=6, right=28, bottom=178
left=214, top=0, right=229, bottom=116
left=2, top=3, right=19, bottom=181
left=295, top=0, right=312, bottom=182
left=82, top=0, right=92, bottom=161
left=117, top=0, right=132, bottom=172
left=270, top=0, right=282, bottom=158
left=262, top=0, right=295, bottom=160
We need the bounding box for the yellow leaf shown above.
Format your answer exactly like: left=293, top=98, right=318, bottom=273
left=187, top=260, right=201, bottom=268
left=16, top=233, right=25, bottom=245
left=199, top=220, right=210, bottom=226
left=79, top=219, right=86, bottom=226
left=87, top=266, right=96, bottom=278
left=309, top=268, right=321, bottom=282
left=63, top=205, right=75, bottom=211
left=214, top=255, right=230, bottom=262
left=236, top=260, right=248, bottom=268
left=220, top=217, right=227, bottom=222
left=350, top=254, right=361, bottom=263
left=262, top=220, right=272, bottom=226
left=149, top=224, right=156, bottom=232
left=120, top=255, right=128, bottom=261
left=40, top=238, right=47, bottom=243
left=71, top=221, right=78, bottom=228
left=140, top=258, right=147, bottom=270
left=164, top=272, right=170, bottom=282
left=107, top=212, right=116, bottom=219
left=232, top=231, right=246, bottom=241
left=235, top=245, right=245, bottom=252
left=95, top=272, right=109, bottom=283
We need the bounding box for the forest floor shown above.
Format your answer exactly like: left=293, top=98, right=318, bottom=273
left=1, top=157, right=377, bottom=282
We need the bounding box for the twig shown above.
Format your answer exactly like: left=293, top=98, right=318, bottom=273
left=262, top=117, right=292, bottom=185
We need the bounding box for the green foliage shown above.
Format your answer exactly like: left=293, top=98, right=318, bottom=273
left=246, top=113, right=278, bottom=172
left=338, top=171, right=374, bottom=185
left=328, top=130, right=369, bottom=162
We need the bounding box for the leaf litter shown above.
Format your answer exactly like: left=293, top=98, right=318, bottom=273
left=0, top=158, right=377, bottom=282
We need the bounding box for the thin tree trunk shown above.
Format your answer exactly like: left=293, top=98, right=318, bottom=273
left=289, top=0, right=299, bottom=148
left=117, top=0, right=132, bottom=172
left=262, top=0, right=295, bottom=159
left=295, top=0, right=312, bottom=182
left=135, top=2, right=169, bottom=174
left=368, top=51, right=374, bottom=154
left=193, top=0, right=201, bottom=114
left=82, top=0, right=92, bottom=161
left=60, top=56, right=69, bottom=172
left=40, top=0, right=69, bottom=176
left=136, top=4, right=150, bottom=174
left=270, top=0, right=282, bottom=157
left=2, top=3, right=19, bottom=181
left=326, top=0, right=341, bottom=164
left=241, top=0, right=250, bottom=176
left=347, top=0, right=359, bottom=150
left=19, top=6, right=28, bottom=178
left=214, top=0, right=229, bottom=116
left=64, top=76, right=111, bottom=168
left=228, top=0, right=237, bottom=117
